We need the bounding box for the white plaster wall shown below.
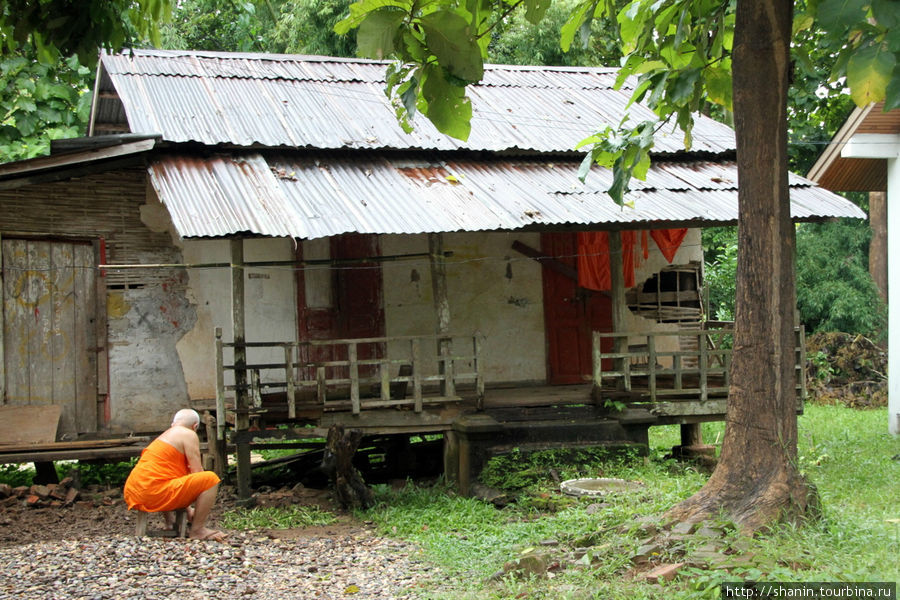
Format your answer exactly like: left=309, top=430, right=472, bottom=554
left=624, top=228, right=704, bottom=359
left=107, top=192, right=196, bottom=432
left=179, top=238, right=297, bottom=401
left=381, top=232, right=547, bottom=385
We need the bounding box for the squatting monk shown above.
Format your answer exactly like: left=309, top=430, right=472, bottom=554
left=124, top=409, right=225, bottom=541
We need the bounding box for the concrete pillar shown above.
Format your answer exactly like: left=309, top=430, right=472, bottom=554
left=842, top=133, right=900, bottom=435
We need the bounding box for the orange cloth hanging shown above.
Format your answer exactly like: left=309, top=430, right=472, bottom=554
left=650, top=228, right=688, bottom=263
left=577, top=231, right=638, bottom=291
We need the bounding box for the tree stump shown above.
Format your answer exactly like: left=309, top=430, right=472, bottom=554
left=322, top=425, right=374, bottom=510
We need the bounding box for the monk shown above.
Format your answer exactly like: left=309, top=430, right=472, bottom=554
left=124, top=409, right=225, bottom=541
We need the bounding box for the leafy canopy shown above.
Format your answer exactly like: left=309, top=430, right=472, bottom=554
left=337, top=0, right=900, bottom=204
left=1, top=0, right=172, bottom=66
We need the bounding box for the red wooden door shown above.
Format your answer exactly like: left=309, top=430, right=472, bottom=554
left=296, top=234, right=385, bottom=379
left=541, top=233, right=612, bottom=384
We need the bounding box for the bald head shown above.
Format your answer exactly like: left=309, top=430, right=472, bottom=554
left=172, top=408, right=201, bottom=429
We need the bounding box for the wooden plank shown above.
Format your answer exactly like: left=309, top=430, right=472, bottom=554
left=380, top=360, right=391, bottom=401
left=93, top=239, right=109, bottom=421
left=0, top=444, right=145, bottom=465
left=28, top=241, right=54, bottom=415
left=74, top=242, right=97, bottom=431
left=648, top=335, right=657, bottom=400
left=0, top=405, right=62, bottom=444
left=0, top=437, right=146, bottom=452
left=317, top=366, right=327, bottom=404
left=650, top=399, right=728, bottom=417
left=0, top=234, right=4, bottom=405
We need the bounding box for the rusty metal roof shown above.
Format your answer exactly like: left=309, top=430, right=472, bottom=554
left=147, top=153, right=865, bottom=240
left=94, top=49, right=736, bottom=155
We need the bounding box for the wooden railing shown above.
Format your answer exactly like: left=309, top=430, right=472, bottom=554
left=215, top=329, right=484, bottom=434
left=592, top=323, right=806, bottom=404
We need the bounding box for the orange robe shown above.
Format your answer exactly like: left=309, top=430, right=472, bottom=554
left=124, top=439, right=220, bottom=512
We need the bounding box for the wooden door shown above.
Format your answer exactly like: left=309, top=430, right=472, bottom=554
left=541, top=233, right=612, bottom=384
left=296, top=234, right=385, bottom=378
left=1, top=239, right=99, bottom=436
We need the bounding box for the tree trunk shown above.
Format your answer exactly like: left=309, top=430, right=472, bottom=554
left=666, top=0, right=819, bottom=532
left=322, top=425, right=374, bottom=510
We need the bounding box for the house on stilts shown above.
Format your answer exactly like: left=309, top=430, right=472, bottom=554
left=0, top=50, right=865, bottom=495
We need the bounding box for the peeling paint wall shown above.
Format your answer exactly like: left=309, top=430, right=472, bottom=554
left=106, top=190, right=197, bottom=432
left=106, top=271, right=197, bottom=431
left=0, top=169, right=200, bottom=433
left=179, top=238, right=297, bottom=400
left=381, top=232, right=547, bottom=385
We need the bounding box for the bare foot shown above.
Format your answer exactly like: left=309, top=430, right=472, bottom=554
left=190, top=527, right=227, bottom=542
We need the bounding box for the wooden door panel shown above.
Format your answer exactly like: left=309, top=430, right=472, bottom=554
left=2, top=239, right=98, bottom=436
left=541, top=233, right=612, bottom=384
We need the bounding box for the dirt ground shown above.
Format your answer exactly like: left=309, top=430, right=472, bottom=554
left=0, top=482, right=359, bottom=549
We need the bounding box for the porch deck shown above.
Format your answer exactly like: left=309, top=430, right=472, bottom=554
left=210, top=324, right=805, bottom=496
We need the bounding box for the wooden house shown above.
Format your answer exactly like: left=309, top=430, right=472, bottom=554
left=0, top=50, right=865, bottom=493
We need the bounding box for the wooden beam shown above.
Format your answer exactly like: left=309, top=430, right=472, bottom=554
left=231, top=239, right=252, bottom=499
left=609, top=231, right=630, bottom=392
left=429, top=234, right=452, bottom=398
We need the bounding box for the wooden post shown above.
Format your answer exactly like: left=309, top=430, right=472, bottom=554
left=0, top=235, right=4, bottom=405
left=284, top=344, right=296, bottom=419
left=429, top=234, right=452, bottom=396
left=349, top=343, right=360, bottom=415
left=411, top=338, right=423, bottom=413
left=608, top=231, right=629, bottom=392
left=231, top=238, right=251, bottom=499
left=215, top=327, right=226, bottom=442
left=474, top=334, right=484, bottom=410
left=648, top=335, right=657, bottom=401
left=680, top=423, right=703, bottom=447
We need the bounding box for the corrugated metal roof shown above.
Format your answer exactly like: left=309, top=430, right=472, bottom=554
left=96, top=49, right=736, bottom=154
left=147, top=152, right=865, bottom=240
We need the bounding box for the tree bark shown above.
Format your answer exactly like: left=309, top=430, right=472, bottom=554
left=322, top=425, right=374, bottom=510
left=666, top=0, right=819, bottom=532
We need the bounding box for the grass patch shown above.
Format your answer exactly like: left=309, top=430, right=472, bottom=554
left=221, top=505, right=337, bottom=530
left=359, top=404, right=900, bottom=599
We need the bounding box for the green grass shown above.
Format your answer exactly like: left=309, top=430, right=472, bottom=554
left=358, top=404, right=900, bottom=599
left=220, top=505, right=337, bottom=530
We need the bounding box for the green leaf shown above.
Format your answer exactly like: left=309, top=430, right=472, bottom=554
left=335, top=0, right=410, bottom=34
left=419, top=10, right=483, bottom=82
left=560, top=0, right=597, bottom=52
left=524, top=0, right=551, bottom=25
left=420, top=64, right=471, bottom=140
left=847, top=41, right=895, bottom=106
left=816, top=0, right=867, bottom=31
left=704, top=65, right=732, bottom=110
left=871, top=0, right=899, bottom=28
left=669, top=68, right=701, bottom=105
left=357, top=7, right=406, bottom=59
left=883, top=66, right=900, bottom=111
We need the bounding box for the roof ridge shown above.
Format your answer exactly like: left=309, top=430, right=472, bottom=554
left=107, top=48, right=620, bottom=74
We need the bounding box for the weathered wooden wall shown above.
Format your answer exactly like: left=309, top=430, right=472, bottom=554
left=0, top=169, right=196, bottom=433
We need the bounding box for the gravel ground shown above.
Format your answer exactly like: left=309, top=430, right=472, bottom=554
left=0, top=528, right=434, bottom=600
